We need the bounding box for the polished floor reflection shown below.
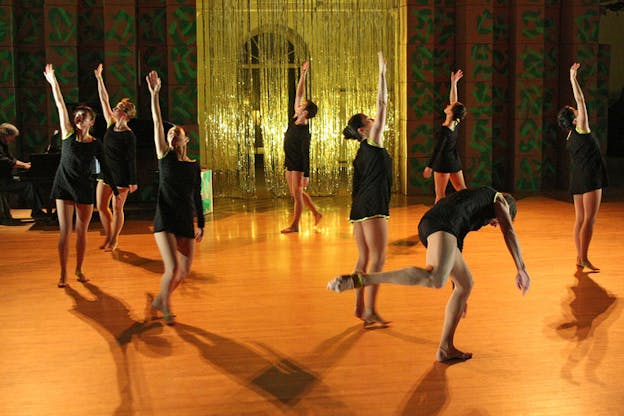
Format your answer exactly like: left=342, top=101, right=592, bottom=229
left=1, top=194, right=623, bottom=415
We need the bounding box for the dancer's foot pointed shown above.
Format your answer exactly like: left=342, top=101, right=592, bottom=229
left=327, top=273, right=365, bottom=292
left=436, top=346, right=472, bottom=362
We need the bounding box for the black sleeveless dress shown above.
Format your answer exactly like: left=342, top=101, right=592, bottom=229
left=418, top=186, right=497, bottom=251
left=51, top=132, right=117, bottom=204
left=153, top=150, right=204, bottom=238
left=566, top=129, right=608, bottom=195
left=427, top=125, right=462, bottom=173
left=98, top=124, right=137, bottom=187
left=283, top=120, right=311, bottom=177
left=349, top=139, right=393, bottom=222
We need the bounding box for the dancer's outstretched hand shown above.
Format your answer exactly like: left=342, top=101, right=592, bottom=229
left=570, top=62, right=580, bottom=78
left=451, top=69, right=463, bottom=83
left=43, top=64, right=56, bottom=85
left=94, top=63, right=103, bottom=79
left=515, top=268, right=531, bottom=295
left=146, top=70, right=161, bottom=94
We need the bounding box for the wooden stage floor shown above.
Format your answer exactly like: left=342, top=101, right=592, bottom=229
left=1, top=193, right=623, bottom=415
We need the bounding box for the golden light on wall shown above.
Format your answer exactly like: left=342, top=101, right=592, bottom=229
left=197, top=0, right=401, bottom=198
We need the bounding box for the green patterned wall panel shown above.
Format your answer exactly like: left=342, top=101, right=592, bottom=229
left=0, top=48, right=14, bottom=85
left=0, top=6, right=13, bottom=44
left=0, top=88, right=16, bottom=122
left=574, top=8, right=599, bottom=42
left=166, top=2, right=197, bottom=158
left=169, top=84, right=198, bottom=131
left=169, top=45, right=196, bottom=85
left=46, top=7, right=77, bottom=44
left=407, top=157, right=433, bottom=194
left=138, top=7, right=166, bottom=43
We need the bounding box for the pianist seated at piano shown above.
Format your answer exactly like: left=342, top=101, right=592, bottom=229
left=0, top=122, right=44, bottom=219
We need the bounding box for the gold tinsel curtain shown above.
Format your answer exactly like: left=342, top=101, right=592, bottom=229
left=197, top=0, right=400, bottom=198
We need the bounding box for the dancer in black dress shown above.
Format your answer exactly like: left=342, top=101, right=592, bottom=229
left=340, top=51, right=392, bottom=326
left=146, top=70, right=204, bottom=325
left=423, top=70, right=467, bottom=203
left=94, top=64, right=138, bottom=252
left=557, top=62, right=608, bottom=272
left=281, top=61, right=322, bottom=233
left=44, top=64, right=119, bottom=288
left=328, top=187, right=531, bottom=361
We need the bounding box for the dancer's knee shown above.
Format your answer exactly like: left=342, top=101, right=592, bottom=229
left=429, top=268, right=449, bottom=289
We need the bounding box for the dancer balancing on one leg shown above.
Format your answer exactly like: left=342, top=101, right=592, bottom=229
left=341, top=51, right=393, bottom=327
left=146, top=70, right=204, bottom=325
left=328, top=187, right=531, bottom=361
left=281, top=60, right=322, bottom=233
left=557, top=62, right=608, bottom=272
left=44, top=64, right=120, bottom=288
left=423, top=70, right=467, bottom=203
left=94, top=63, right=138, bottom=252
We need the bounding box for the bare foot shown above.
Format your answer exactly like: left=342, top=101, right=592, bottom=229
left=75, top=271, right=89, bottom=283
left=577, top=257, right=600, bottom=271
left=327, top=273, right=364, bottom=292
left=314, top=213, right=323, bottom=226
left=57, top=277, right=67, bottom=288
left=362, top=311, right=391, bottom=328
left=151, top=296, right=176, bottom=324
left=98, top=239, right=110, bottom=250
left=281, top=227, right=298, bottom=234
left=104, top=240, right=118, bottom=252
left=436, top=346, right=473, bottom=362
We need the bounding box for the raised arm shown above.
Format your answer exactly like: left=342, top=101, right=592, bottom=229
left=368, top=51, right=387, bottom=147
left=94, top=64, right=114, bottom=125
left=494, top=195, right=530, bottom=295
left=449, top=69, right=463, bottom=105
left=43, top=64, right=72, bottom=138
left=146, top=71, right=168, bottom=158
left=294, top=61, right=309, bottom=113
left=569, top=63, right=589, bottom=132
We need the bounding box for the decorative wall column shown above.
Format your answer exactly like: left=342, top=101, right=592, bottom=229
left=0, top=2, right=17, bottom=137
left=405, top=0, right=438, bottom=195
left=44, top=1, right=78, bottom=138
left=166, top=1, right=198, bottom=159
left=557, top=1, right=600, bottom=189
left=457, top=0, right=494, bottom=188
left=101, top=0, right=137, bottom=109
left=511, top=2, right=545, bottom=192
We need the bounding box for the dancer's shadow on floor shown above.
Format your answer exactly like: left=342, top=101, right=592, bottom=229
left=64, top=282, right=171, bottom=415
left=112, top=249, right=163, bottom=274
left=553, top=269, right=622, bottom=385
left=399, top=360, right=464, bottom=416
left=174, top=323, right=363, bottom=413
left=388, top=234, right=420, bottom=256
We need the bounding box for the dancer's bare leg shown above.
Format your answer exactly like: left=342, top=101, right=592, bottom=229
left=74, top=203, right=93, bottom=282
left=436, top=249, right=473, bottom=362
left=302, top=191, right=322, bottom=225
left=107, top=188, right=129, bottom=251
left=352, top=222, right=368, bottom=319
left=56, top=199, right=74, bottom=287
left=281, top=170, right=302, bottom=233
left=449, top=171, right=467, bottom=192
left=154, top=231, right=178, bottom=324
left=576, top=189, right=602, bottom=271
left=433, top=172, right=451, bottom=204
left=360, top=217, right=388, bottom=324
left=572, top=194, right=583, bottom=266
left=328, top=231, right=456, bottom=291
left=168, top=236, right=195, bottom=294
left=96, top=181, right=113, bottom=249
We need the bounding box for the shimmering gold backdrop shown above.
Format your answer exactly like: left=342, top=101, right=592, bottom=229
left=198, top=0, right=400, bottom=198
